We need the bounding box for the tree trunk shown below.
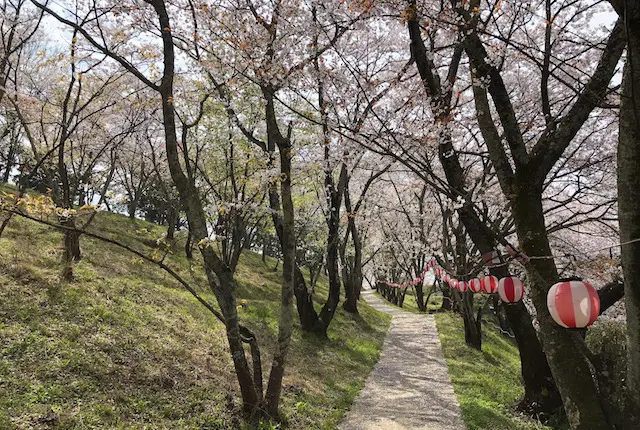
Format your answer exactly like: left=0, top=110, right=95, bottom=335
left=211, top=267, right=260, bottom=411
left=2, top=142, right=15, bottom=183
left=185, top=230, right=193, bottom=259
left=264, top=92, right=296, bottom=416
left=398, top=288, right=407, bottom=307
left=343, top=273, right=359, bottom=313
left=165, top=207, right=177, bottom=241
left=342, top=183, right=364, bottom=313
left=618, top=4, right=640, bottom=425
left=268, top=185, right=320, bottom=332
left=503, top=303, right=558, bottom=413
left=512, top=183, right=609, bottom=429
left=415, top=285, right=426, bottom=312
left=461, top=291, right=481, bottom=350
left=442, top=149, right=562, bottom=413
left=61, top=217, right=81, bottom=281
left=319, top=209, right=342, bottom=333
left=492, top=296, right=511, bottom=335
left=441, top=282, right=453, bottom=311
left=150, top=0, right=260, bottom=413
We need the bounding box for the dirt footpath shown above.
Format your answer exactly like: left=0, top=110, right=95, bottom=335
left=339, top=290, right=466, bottom=430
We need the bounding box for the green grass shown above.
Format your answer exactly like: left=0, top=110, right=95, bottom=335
left=435, top=312, right=552, bottom=430
left=0, top=198, right=391, bottom=429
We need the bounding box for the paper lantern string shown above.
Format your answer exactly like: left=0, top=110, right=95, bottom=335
left=378, top=246, right=531, bottom=288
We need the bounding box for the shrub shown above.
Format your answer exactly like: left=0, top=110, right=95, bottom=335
left=586, top=319, right=628, bottom=429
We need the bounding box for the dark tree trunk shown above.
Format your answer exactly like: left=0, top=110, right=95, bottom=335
left=343, top=274, right=359, bottom=313
left=415, top=285, right=427, bottom=312
left=441, top=282, right=453, bottom=311
left=398, top=288, right=407, bottom=307
left=263, top=86, right=296, bottom=417
left=460, top=291, right=481, bottom=350
left=494, top=298, right=512, bottom=336
left=149, top=0, right=260, bottom=413
left=316, top=65, right=348, bottom=330
left=185, top=230, right=193, bottom=259
left=165, top=207, right=177, bottom=241
left=341, top=179, right=364, bottom=313
left=319, top=205, right=342, bottom=332
left=512, top=183, right=608, bottom=428
left=61, top=217, right=82, bottom=281
left=617, top=3, right=640, bottom=424
left=2, top=141, right=15, bottom=183
left=268, top=186, right=320, bottom=332
left=504, top=304, right=558, bottom=413
left=597, top=282, right=624, bottom=314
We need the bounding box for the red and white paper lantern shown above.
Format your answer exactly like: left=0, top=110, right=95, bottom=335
left=498, top=277, right=525, bottom=303
left=468, top=278, right=482, bottom=293
left=448, top=278, right=457, bottom=290
left=443, top=273, right=450, bottom=283
left=547, top=281, right=600, bottom=328
left=481, top=276, right=498, bottom=294
left=458, top=281, right=468, bottom=293
left=435, top=268, right=442, bottom=278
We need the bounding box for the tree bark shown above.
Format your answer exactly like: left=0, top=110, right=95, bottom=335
left=320, top=195, right=342, bottom=332
left=341, top=177, right=364, bottom=313
left=165, top=206, right=177, bottom=241
left=461, top=291, right=481, bottom=350
left=262, top=86, right=296, bottom=417
left=512, top=183, right=608, bottom=429
left=597, top=282, right=624, bottom=314
left=268, top=184, right=320, bottom=332
left=415, top=285, right=427, bottom=312
left=441, top=282, right=453, bottom=311
left=185, top=230, right=193, bottom=259
left=617, top=3, right=640, bottom=425
left=149, top=0, right=259, bottom=412
left=61, top=217, right=81, bottom=281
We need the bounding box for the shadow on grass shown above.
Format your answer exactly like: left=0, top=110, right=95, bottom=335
left=460, top=400, right=516, bottom=430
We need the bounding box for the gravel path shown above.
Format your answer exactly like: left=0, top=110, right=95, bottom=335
left=339, top=290, right=466, bottom=430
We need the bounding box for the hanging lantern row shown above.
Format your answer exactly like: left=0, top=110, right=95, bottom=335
left=432, top=265, right=509, bottom=299
left=378, top=256, right=602, bottom=329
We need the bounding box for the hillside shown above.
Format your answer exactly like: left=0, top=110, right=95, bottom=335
left=0, top=205, right=390, bottom=429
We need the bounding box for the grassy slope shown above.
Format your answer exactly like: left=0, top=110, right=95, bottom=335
left=0, top=204, right=390, bottom=429
left=435, top=312, right=552, bottom=430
